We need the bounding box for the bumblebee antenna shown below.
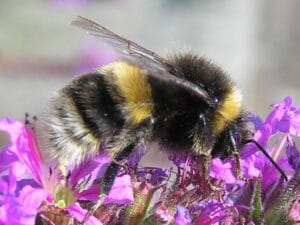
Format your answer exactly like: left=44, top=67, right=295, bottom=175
left=246, top=140, right=288, bottom=181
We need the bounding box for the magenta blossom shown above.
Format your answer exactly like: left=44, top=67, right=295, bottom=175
left=1, top=96, right=300, bottom=224
left=211, top=97, right=300, bottom=186
left=193, top=200, right=238, bottom=225
left=0, top=166, right=48, bottom=225
left=0, top=117, right=133, bottom=225
left=289, top=199, right=300, bottom=222
left=174, top=205, right=192, bottom=225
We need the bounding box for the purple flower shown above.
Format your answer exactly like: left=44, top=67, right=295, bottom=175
left=0, top=117, right=132, bottom=224
left=174, top=205, right=192, bottom=225
left=135, top=167, right=169, bottom=186
left=70, top=152, right=134, bottom=205
left=68, top=151, right=111, bottom=190
left=211, top=97, right=300, bottom=185
left=103, top=174, right=134, bottom=205
left=266, top=96, right=300, bottom=136
left=169, top=152, right=190, bottom=167
left=289, top=200, right=300, bottom=222
left=210, top=149, right=263, bottom=185
left=250, top=113, right=264, bottom=130
left=1, top=95, right=300, bottom=224
left=154, top=204, right=174, bottom=223
left=261, top=155, right=291, bottom=191
left=0, top=118, right=44, bottom=185
left=67, top=204, right=103, bottom=225
left=0, top=165, right=48, bottom=225
left=210, top=158, right=236, bottom=184
left=286, top=135, right=300, bottom=170
left=127, top=147, right=147, bottom=168
left=242, top=97, right=300, bottom=158
left=193, top=199, right=237, bottom=225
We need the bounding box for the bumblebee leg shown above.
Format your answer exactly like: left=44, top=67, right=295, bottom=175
left=101, top=143, right=135, bottom=195
left=88, top=143, right=136, bottom=217
left=89, top=122, right=151, bottom=219
left=232, top=152, right=247, bottom=181
left=88, top=162, right=121, bottom=216
left=228, top=130, right=249, bottom=181
left=193, top=115, right=220, bottom=191
left=101, top=162, right=120, bottom=195
left=198, top=154, right=212, bottom=179
left=197, top=154, right=221, bottom=192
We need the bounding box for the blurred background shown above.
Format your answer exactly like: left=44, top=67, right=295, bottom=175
left=1, top=0, right=300, bottom=149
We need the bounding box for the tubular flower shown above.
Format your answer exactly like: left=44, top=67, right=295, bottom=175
left=0, top=96, right=300, bottom=224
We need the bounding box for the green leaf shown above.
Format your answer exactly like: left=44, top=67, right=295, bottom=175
left=251, top=178, right=264, bottom=225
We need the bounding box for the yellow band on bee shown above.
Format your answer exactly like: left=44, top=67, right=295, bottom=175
left=213, top=87, right=242, bottom=133
left=102, top=61, right=154, bottom=125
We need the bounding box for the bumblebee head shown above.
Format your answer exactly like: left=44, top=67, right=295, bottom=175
left=212, top=112, right=254, bottom=157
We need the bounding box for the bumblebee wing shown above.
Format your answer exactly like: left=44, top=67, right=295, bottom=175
left=71, top=16, right=213, bottom=106
left=72, top=16, right=169, bottom=71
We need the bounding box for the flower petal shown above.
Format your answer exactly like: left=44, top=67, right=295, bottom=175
left=266, top=97, right=300, bottom=136
left=67, top=203, right=103, bottom=225
left=154, top=204, right=174, bottom=223
left=18, top=185, right=49, bottom=213
left=169, top=153, right=189, bottom=167
left=174, top=205, right=192, bottom=225
left=265, top=96, right=291, bottom=134
left=0, top=118, right=43, bottom=185
left=0, top=147, right=18, bottom=171
left=250, top=113, right=264, bottom=130
left=69, top=151, right=111, bottom=188
left=194, top=200, right=232, bottom=225
left=0, top=118, right=24, bottom=147
left=286, top=136, right=300, bottom=170
left=127, top=147, right=146, bottom=167
left=149, top=168, right=169, bottom=185
left=103, top=174, right=134, bottom=205
left=289, top=200, right=300, bottom=222
left=78, top=183, right=100, bottom=202
left=0, top=181, right=45, bottom=225
left=210, top=158, right=236, bottom=184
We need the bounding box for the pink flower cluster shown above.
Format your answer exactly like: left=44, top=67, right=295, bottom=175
left=0, top=96, right=300, bottom=224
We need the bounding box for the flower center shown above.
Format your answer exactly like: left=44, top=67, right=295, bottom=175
left=54, top=186, right=75, bottom=208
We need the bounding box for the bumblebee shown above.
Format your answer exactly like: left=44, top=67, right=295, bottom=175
left=45, top=17, right=287, bottom=195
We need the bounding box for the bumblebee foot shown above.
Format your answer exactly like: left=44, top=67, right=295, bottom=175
left=236, top=174, right=250, bottom=182
left=234, top=165, right=250, bottom=182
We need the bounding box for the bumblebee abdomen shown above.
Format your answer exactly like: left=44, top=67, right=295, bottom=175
left=46, top=73, right=125, bottom=165
left=101, top=61, right=154, bottom=125
left=65, top=73, right=125, bottom=135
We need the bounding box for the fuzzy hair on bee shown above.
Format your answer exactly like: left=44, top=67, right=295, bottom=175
left=44, top=17, right=287, bottom=196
